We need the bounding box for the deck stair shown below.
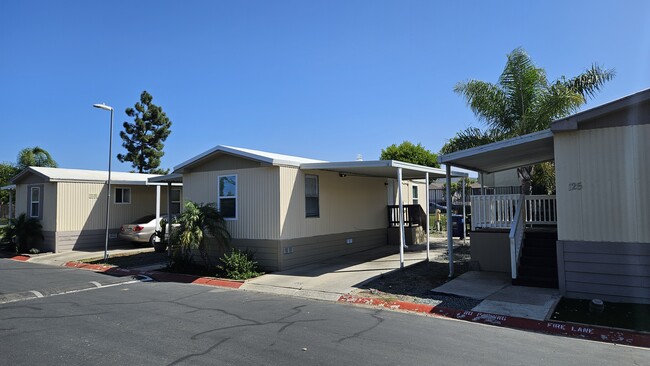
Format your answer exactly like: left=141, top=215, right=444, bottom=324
left=512, top=229, right=558, bottom=288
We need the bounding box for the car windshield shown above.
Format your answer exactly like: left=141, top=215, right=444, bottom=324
left=131, top=215, right=156, bottom=224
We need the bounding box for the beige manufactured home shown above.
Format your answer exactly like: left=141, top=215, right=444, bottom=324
left=11, top=167, right=182, bottom=252
left=152, top=146, right=459, bottom=272
left=440, top=88, right=650, bottom=304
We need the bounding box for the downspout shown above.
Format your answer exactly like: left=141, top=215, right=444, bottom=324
left=446, top=164, right=453, bottom=277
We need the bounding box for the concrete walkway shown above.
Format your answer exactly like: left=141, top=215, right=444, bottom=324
left=25, top=245, right=156, bottom=266
left=432, top=271, right=561, bottom=321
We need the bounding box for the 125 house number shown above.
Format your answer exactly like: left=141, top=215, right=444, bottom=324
left=569, top=182, right=582, bottom=191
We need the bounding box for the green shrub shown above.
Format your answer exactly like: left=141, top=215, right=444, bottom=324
left=1, top=214, right=43, bottom=253
left=217, top=248, right=263, bottom=280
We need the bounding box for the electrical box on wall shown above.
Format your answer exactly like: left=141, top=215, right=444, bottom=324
left=346, top=238, right=353, bottom=244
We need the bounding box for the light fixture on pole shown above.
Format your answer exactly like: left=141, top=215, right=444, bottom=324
left=93, top=103, right=114, bottom=262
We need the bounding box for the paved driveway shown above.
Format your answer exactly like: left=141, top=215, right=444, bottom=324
left=242, top=244, right=434, bottom=301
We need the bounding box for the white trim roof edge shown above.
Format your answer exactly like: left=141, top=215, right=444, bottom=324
left=173, top=145, right=325, bottom=172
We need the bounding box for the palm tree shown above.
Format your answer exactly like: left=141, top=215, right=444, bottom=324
left=17, top=146, right=58, bottom=170
left=170, top=201, right=231, bottom=271
left=442, top=47, right=614, bottom=193
left=1, top=213, right=43, bottom=253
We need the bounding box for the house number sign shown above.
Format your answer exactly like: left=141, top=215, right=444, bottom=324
left=568, top=182, right=582, bottom=191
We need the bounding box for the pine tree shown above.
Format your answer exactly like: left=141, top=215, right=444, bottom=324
left=118, top=91, right=172, bottom=174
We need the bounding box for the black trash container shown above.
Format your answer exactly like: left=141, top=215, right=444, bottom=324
left=451, top=214, right=465, bottom=239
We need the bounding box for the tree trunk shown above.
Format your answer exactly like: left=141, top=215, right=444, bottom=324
left=517, top=166, right=534, bottom=195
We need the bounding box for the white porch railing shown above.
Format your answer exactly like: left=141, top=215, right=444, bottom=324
left=509, top=194, right=525, bottom=279
left=471, top=194, right=557, bottom=230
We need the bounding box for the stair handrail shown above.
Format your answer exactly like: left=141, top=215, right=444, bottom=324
left=509, top=193, right=526, bottom=279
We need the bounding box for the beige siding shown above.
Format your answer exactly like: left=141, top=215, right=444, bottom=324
left=15, top=185, right=26, bottom=217
left=14, top=183, right=56, bottom=231
left=55, top=183, right=168, bottom=231
left=387, top=179, right=427, bottom=207
left=183, top=167, right=281, bottom=240
left=555, top=125, right=650, bottom=243
left=279, top=167, right=388, bottom=240
left=43, top=183, right=57, bottom=231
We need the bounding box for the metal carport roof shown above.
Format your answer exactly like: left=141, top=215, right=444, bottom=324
left=438, top=129, right=554, bottom=174
left=300, top=160, right=468, bottom=179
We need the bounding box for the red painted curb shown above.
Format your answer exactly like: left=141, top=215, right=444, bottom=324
left=10, top=255, right=31, bottom=261
left=338, top=294, right=650, bottom=348
left=63, top=261, right=244, bottom=289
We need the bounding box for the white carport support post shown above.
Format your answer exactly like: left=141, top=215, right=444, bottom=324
left=167, top=182, right=173, bottom=257
left=155, top=185, right=161, bottom=231
left=8, top=190, right=13, bottom=220
left=398, top=167, right=405, bottom=269
left=480, top=172, right=485, bottom=195
left=446, top=164, right=453, bottom=278
left=425, top=172, right=430, bottom=261
left=462, top=178, right=466, bottom=244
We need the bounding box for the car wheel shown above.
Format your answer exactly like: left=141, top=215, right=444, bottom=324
left=149, top=234, right=159, bottom=247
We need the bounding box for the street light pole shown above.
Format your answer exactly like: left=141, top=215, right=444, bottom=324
left=93, top=103, right=114, bottom=262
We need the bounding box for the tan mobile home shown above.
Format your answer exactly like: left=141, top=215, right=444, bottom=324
left=11, top=167, right=182, bottom=252
left=153, top=146, right=455, bottom=272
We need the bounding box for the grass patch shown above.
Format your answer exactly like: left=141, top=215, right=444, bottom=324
left=550, top=297, right=650, bottom=332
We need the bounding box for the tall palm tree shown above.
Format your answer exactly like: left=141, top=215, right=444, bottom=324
left=442, top=47, right=614, bottom=193
left=17, top=146, right=58, bottom=170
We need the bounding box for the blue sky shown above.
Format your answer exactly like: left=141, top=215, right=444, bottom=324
left=1, top=1, right=649, bottom=173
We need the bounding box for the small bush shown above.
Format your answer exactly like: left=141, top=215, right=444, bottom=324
left=218, top=248, right=263, bottom=280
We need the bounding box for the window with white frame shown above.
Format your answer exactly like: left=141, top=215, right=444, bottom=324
left=305, top=174, right=319, bottom=218
left=412, top=185, right=419, bottom=205
left=171, top=188, right=181, bottom=214
left=218, top=175, right=237, bottom=219
left=115, top=187, right=131, bottom=204
left=30, top=187, right=40, bottom=218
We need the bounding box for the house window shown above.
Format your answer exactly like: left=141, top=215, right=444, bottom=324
left=115, top=187, right=131, bottom=204
left=412, top=186, right=419, bottom=205
left=170, top=188, right=181, bottom=214
left=30, top=187, right=40, bottom=218
left=218, top=175, right=237, bottom=219
left=305, top=174, right=319, bottom=218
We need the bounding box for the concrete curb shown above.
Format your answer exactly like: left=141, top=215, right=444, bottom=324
left=10, top=255, right=31, bottom=261
left=338, top=294, right=650, bottom=348
left=63, top=261, right=244, bottom=289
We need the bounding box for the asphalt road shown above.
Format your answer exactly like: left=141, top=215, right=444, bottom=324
left=0, top=258, right=646, bottom=365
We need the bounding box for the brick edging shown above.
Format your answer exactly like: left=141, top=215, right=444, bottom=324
left=63, top=261, right=244, bottom=289
left=338, top=294, right=649, bottom=348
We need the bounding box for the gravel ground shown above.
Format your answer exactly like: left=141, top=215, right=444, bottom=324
left=351, top=242, right=482, bottom=310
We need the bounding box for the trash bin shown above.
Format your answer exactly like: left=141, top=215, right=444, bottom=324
left=451, top=214, right=465, bottom=239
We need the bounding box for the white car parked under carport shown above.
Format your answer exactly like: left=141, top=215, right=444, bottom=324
left=118, top=214, right=177, bottom=246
